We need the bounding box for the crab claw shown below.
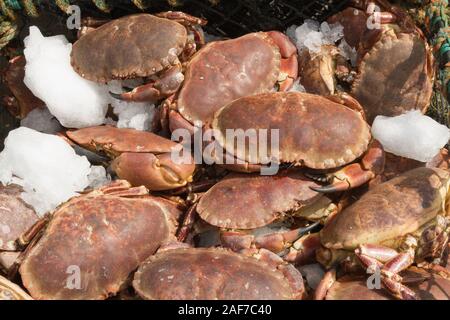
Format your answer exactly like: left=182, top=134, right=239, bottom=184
left=266, top=31, right=298, bottom=91
left=110, top=64, right=184, bottom=103
left=111, top=152, right=195, bottom=191
left=310, top=140, right=385, bottom=193
left=221, top=222, right=321, bottom=254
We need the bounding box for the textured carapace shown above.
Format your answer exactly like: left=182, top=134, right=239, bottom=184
left=19, top=182, right=182, bottom=299
left=212, top=91, right=371, bottom=170
left=133, top=247, right=304, bottom=300
left=197, top=172, right=322, bottom=229
left=320, top=167, right=450, bottom=250
left=177, top=32, right=281, bottom=124
left=71, top=14, right=187, bottom=82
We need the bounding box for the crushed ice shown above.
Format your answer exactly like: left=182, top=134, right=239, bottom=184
left=287, top=20, right=357, bottom=65
left=0, top=127, right=108, bottom=216
left=108, top=80, right=156, bottom=131
left=372, top=111, right=450, bottom=162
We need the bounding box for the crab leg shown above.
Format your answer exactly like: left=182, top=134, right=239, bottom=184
left=314, top=268, right=337, bottom=300
left=177, top=202, right=198, bottom=243
left=309, top=140, right=385, bottom=193
left=155, top=11, right=207, bottom=27
left=110, top=64, right=184, bottom=103
left=355, top=243, right=418, bottom=300
left=221, top=222, right=320, bottom=254
left=283, top=233, right=322, bottom=265
left=266, top=31, right=298, bottom=91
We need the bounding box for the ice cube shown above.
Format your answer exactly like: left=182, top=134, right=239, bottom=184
left=372, top=111, right=450, bottom=162
left=23, top=26, right=109, bottom=128
left=0, top=127, right=94, bottom=216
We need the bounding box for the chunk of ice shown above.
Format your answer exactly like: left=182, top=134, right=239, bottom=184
left=0, top=127, right=102, bottom=216
left=20, top=107, right=63, bottom=134
left=87, top=165, right=111, bottom=189
left=108, top=81, right=155, bottom=131
left=372, top=111, right=450, bottom=162
left=23, top=26, right=109, bottom=128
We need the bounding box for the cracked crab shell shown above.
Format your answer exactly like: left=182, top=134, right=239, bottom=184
left=212, top=92, right=371, bottom=169
left=197, top=172, right=322, bottom=229
left=133, top=248, right=302, bottom=300
left=320, top=167, right=450, bottom=250
left=70, top=14, right=187, bottom=82
left=19, top=194, right=182, bottom=299
left=177, top=32, right=281, bottom=124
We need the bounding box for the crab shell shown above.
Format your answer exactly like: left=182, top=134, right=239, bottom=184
left=70, top=14, right=187, bottom=82
left=67, top=126, right=195, bottom=191
left=0, top=184, right=40, bottom=251
left=19, top=182, right=183, bottom=300
left=0, top=275, right=32, bottom=300
left=318, top=167, right=450, bottom=266
left=171, top=31, right=297, bottom=128
left=351, top=24, right=433, bottom=123
left=212, top=92, right=371, bottom=170
left=197, top=172, right=323, bottom=230
left=133, top=247, right=304, bottom=300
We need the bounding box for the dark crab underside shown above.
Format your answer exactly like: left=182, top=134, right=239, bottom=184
left=19, top=195, right=180, bottom=300
left=71, top=14, right=187, bottom=82
left=212, top=92, right=371, bottom=169
left=133, top=248, right=296, bottom=300
left=177, top=32, right=281, bottom=124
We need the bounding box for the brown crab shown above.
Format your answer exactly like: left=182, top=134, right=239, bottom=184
left=328, top=0, right=434, bottom=123
left=2, top=55, right=44, bottom=119
left=0, top=184, right=40, bottom=274
left=313, top=167, right=450, bottom=300
left=133, top=247, right=305, bottom=300
left=66, top=125, right=195, bottom=191
left=210, top=91, right=384, bottom=193
left=165, top=31, right=298, bottom=133
left=195, top=171, right=335, bottom=263
left=18, top=180, right=183, bottom=300
left=71, top=12, right=206, bottom=103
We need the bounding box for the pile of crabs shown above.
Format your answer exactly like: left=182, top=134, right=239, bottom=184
left=1, top=0, right=450, bottom=300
